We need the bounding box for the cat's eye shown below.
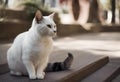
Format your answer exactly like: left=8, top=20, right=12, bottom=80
left=47, top=25, right=51, bottom=28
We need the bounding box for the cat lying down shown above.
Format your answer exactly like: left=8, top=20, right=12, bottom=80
left=7, top=10, right=73, bottom=80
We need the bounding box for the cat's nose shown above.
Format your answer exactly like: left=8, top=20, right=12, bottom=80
left=54, top=31, right=57, bottom=33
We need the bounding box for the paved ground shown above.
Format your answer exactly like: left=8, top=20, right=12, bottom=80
left=1, top=32, right=120, bottom=64
left=0, top=32, right=120, bottom=81
left=54, top=32, right=120, bottom=58
left=113, top=74, right=120, bottom=82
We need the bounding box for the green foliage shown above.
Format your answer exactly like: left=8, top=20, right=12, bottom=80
left=62, top=9, right=69, bottom=14
left=22, top=0, right=52, bottom=19
left=100, top=0, right=120, bottom=10
left=100, top=0, right=111, bottom=10
left=0, top=0, right=8, bottom=8
left=116, top=0, right=120, bottom=9
left=22, top=0, right=61, bottom=24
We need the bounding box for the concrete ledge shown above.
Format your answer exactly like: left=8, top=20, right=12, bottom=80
left=0, top=49, right=109, bottom=82
left=0, top=64, right=9, bottom=75
left=0, top=43, right=11, bottom=65
left=112, top=74, right=120, bottom=82
left=57, top=24, right=89, bottom=37
left=60, top=56, right=109, bottom=82
left=0, top=22, right=120, bottom=40
left=0, top=9, right=29, bottom=20
left=85, top=23, right=120, bottom=32
left=0, top=21, right=30, bottom=40
left=81, top=61, right=120, bottom=82
left=0, top=23, right=89, bottom=40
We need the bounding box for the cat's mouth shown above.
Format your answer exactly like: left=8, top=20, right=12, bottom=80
left=51, top=32, right=57, bottom=37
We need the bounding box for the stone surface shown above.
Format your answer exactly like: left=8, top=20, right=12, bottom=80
left=0, top=32, right=120, bottom=82
left=81, top=61, right=120, bottom=82
left=0, top=53, right=108, bottom=82
left=0, top=43, right=11, bottom=64
left=112, top=74, right=120, bottom=82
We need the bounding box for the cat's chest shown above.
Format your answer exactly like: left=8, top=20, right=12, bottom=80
left=40, top=38, right=53, bottom=47
left=30, top=37, right=53, bottom=54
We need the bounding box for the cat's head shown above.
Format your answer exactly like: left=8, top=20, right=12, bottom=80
left=32, top=10, right=57, bottom=37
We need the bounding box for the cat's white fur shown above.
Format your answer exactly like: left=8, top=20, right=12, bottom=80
left=7, top=10, right=57, bottom=79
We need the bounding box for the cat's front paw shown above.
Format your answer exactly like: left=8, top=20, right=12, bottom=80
left=37, top=72, right=45, bottom=79
left=29, top=74, right=36, bottom=79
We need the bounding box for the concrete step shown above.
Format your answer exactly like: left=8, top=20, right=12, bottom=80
left=57, top=24, right=89, bottom=37
left=81, top=60, right=120, bottom=82
left=0, top=43, right=11, bottom=65
left=0, top=49, right=109, bottom=82
left=112, top=74, right=120, bottom=82
left=0, top=64, right=9, bottom=75
left=58, top=56, right=109, bottom=82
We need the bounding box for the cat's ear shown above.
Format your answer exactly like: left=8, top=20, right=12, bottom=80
left=49, top=12, right=55, bottom=19
left=35, top=10, right=43, bottom=23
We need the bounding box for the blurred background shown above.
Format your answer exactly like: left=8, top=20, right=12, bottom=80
left=0, top=1, right=120, bottom=82
left=0, top=0, right=120, bottom=24
left=0, top=0, right=120, bottom=39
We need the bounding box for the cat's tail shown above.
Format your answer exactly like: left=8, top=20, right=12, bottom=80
left=63, top=53, right=74, bottom=70
left=46, top=53, right=74, bottom=72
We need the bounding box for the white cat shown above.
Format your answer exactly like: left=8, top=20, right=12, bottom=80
left=7, top=10, right=57, bottom=79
